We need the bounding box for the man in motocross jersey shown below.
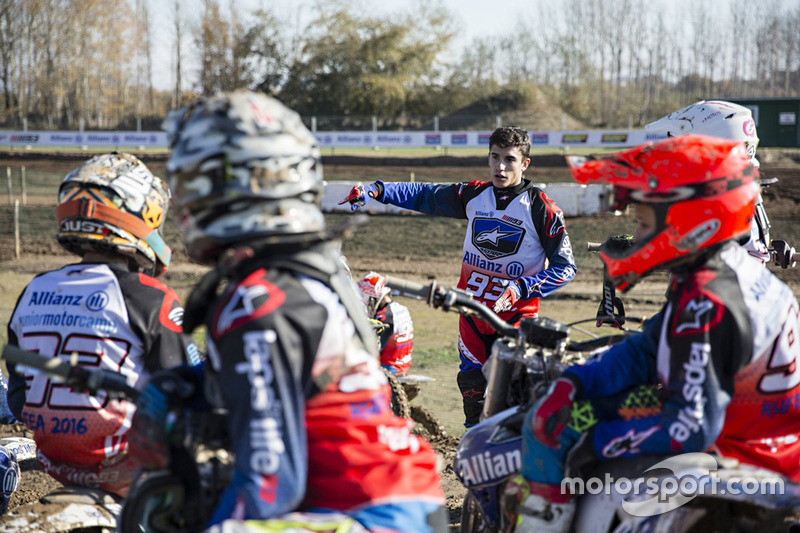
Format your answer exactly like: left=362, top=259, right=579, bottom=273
left=358, top=271, right=414, bottom=375
left=340, top=126, right=577, bottom=426
left=5, top=152, right=199, bottom=497
left=129, top=90, right=446, bottom=532
left=510, top=135, right=800, bottom=533
left=646, top=100, right=795, bottom=268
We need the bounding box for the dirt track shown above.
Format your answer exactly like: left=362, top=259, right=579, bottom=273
left=1, top=152, right=799, bottom=529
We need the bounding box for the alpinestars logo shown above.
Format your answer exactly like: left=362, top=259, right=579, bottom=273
left=472, top=218, right=525, bottom=260
left=602, top=426, right=660, bottom=458
left=675, top=298, right=715, bottom=333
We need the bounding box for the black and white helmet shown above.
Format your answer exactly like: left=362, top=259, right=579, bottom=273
left=163, top=90, right=324, bottom=264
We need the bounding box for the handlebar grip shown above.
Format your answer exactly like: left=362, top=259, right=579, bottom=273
left=2, top=344, right=71, bottom=379
left=587, top=242, right=603, bottom=252
left=385, top=276, right=432, bottom=300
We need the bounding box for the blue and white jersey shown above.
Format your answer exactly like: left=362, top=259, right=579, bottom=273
left=378, top=179, right=577, bottom=316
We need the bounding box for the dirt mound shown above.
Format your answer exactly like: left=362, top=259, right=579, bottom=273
left=443, top=85, right=588, bottom=131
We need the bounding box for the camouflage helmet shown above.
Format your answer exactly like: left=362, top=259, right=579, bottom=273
left=163, top=90, right=324, bottom=264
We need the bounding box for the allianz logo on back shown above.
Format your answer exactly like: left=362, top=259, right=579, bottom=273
left=28, top=291, right=109, bottom=311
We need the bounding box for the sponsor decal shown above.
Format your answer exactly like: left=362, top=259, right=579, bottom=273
left=762, top=392, right=800, bottom=418
left=425, top=133, right=442, bottom=145
left=501, top=214, right=523, bottom=226
left=674, top=297, right=714, bottom=333
left=51, top=134, right=75, bottom=143
left=28, top=291, right=83, bottom=307
left=451, top=133, right=467, bottom=145
left=17, top=312, right=117, bottom=333
left=168, top=307, right=184, bottom=326
left=471, top=218, right=525, bottom=260
left=75, top=134, right=83, bottom=143
left=478, top=133, right=492, bottom=145
left=237, top=330, right=285, bottom=475
left=403, top=135, right=412, bottom=144
left=214, top=270, right=286, bottom=336
left=601, top=133, right=628, bottom=143
left=363, top=135, right=372, bottom=144
left=668, top=342, right=709, bottom=443
left=59, top=220, right=106, bottom=235
left=336, top=134, right=363, bottom=143
left=377, top=134, right=402, bottom=143
left=10, top=134, right=39, bottom=143
left=457, top=448, right=521, bottom=486
left=678, top=220, right=720, bottom=250
left=562, top=133, right=588, bottom=144
left=112, top=135, right=119, bottom=143
left=85, top=291, right=109, bottom=311
left=531, top=133, right=548, bottom=144
left=462, top=251, right=503, bottom=274
left=323, top=135, right=332, bottom=144
left=602, top=426, right=660, bottom=457
left=646, top=132, right=667, bottom=141
left=506, top=261, right=524, bottom=277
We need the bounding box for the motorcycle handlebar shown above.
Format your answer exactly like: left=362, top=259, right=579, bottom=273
left=2, top=344, right=140, bottom=401
left=385, top=276, right=518, bottom=338
left=587, top=242, right=603, bottom=252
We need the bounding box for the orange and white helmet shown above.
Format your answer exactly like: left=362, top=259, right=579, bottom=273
left=646, top=100, right=760, bottom=167
left=57, top=152, right=172, bottom=276
left=358, top=272, right=391, bottom=316
left=568, top=135, right=759, bottom=291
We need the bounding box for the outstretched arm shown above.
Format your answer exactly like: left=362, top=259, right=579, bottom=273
left=340, top=180, right=489, bottom=219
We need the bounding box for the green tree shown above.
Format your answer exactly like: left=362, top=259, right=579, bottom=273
left=275, top=2, right=454, bottom=120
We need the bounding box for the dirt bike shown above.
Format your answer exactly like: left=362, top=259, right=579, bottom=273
left=0, top=345, right=232, bottom=533
left=383, top=277, right=800, bottom=533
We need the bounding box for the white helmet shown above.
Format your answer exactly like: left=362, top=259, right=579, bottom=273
left=358, top=272, right=391, bottom=317
left=163, top=90, right=324, bottom=264
left=645, top=100, right=760, bottom=167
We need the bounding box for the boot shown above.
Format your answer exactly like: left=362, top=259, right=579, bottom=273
left=515, top=493, right=575, bottom=533
left=457, top=368, right=486, bottom=427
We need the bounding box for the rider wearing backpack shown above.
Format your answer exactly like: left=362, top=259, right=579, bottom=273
left=510, top=135, right=800, bottom=532
left=129, top=90, right=446, bottom=532
left=6, top=153, right=198, bottom=497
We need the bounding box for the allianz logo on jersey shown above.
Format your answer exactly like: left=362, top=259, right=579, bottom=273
left=472, top=218, right=525, bottom=260
left=28, top=290, right=109, bottom=311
